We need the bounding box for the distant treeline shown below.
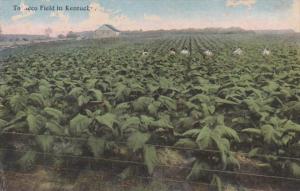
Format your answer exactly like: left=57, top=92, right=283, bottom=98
left=0, top=34, right=48, bottom=41
left=0, top=27, right=296, bottom=41
left=120, top=27, right=256, bottom=38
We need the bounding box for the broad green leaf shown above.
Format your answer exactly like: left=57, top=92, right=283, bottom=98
left=29, top=93, right=45, bottom=106
left=174, top=138, right=197, bottom=148
left=39, top=85, right=51, bottom=98
left=114, top=83, right=129, bottom=101
left=44, top=107, right=63, bottom=120
left=69, top=87, right=83, bottom=97
left=0, top=85, right=9, bottom=97
left=89, top=89, right=103, bottom=101
left=127, top=131, right=150, bottom=152
left=147, top=101, right=161, bottom=115
left=69, top=114, right=92, bottom=134
left=88, top=136, right=105, bottom=157
left=118, top=167, right=135, bottom=180
left=140, top=115, right=155, bottom=127
left=86, top=79, right=98, bottom=89
left=190, top=94, right=210, bottom=103
left=95, top=113, right=116, bottom=129
left=242, top=128, right=261, bottom=135
left=0, top=119, right=8, bottom=129
left=216, top=125, right=240, bottom=142
left=290, top=162, right=300, bottom=177
left=151, top=117, right=173, bottom=129
left=177, top=117, right=195, bottom=129
left=196, top=126, right=212, bottom=149
left=115, top=102, right=131, bottom=112
left=283, top=120, right=300, bottom=133
left=212, top=135, right=230, bottom=166
left=182, top=128, right=201, bottom=138
left=45, top=121, right=64, bottom=135
left=10, top=94, right=27, bottom=112
left=158, top=96, right=177, bottom=110
left=122, top=116, right=140, bottom=129
left=187, top=161, right=210, bottom=180
left=78, top=95, right=90, bottom=106
left=132, top=96, right=153, bottom=111
left=211, top=175, right=223, bottom=191
left=36, top=134, right=54, bottom=152
left=248, top=148, right=260, bottom=157
left=184, top=101, right=199, bottom=110
left=27, top=114, right=41, bottom=133
left=227, top=154, right=240, bottom=169
left=261, top=124, right=279, bottom=144
left=159, top=77, right=173, bottom=89
left=143, top=145, right=158, bottom=175
left=215, top=97, right=237, bottom=105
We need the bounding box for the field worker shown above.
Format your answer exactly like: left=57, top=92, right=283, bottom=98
left=142, top=48, right=149, bottom=56
left=180, top=47, right=189, bottom=55
left=262, top=48, right=271, bottom=56
left=204, top=49, right=213, bottom=57
left=169, top=48, right=176, bottom=55
left=233, top=48, right=243, bottom=55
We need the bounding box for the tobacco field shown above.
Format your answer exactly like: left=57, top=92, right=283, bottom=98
left=0, top=34, right=300, bottom=190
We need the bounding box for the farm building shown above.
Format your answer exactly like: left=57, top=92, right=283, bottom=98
left=94, top=24, right=120, bottom=38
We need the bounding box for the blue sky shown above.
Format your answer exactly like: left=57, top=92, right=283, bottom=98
left=0, top=0, right=299, bottom=35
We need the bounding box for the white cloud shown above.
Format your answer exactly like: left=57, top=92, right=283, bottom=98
left=47, top=12, right=71, bottom=36
left=78, top=2, right=135, bottom=31
left=2, top=0, right=299, bottom=35
left=50, top=12, right=69, bottom=23
left=226, top=0, right=256, bottom=8
left=144, top=14, right=161, bottom=22
left=78, top=2, right=111, bottom=29
left=289, top=0, right=300, bottom=31
left=40, top=2, right=136, bottom=35
left=11, top=2, right=35, bottom=21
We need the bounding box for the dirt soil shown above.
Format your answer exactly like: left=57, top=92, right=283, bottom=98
left=2, top=168, right=211, bottom=191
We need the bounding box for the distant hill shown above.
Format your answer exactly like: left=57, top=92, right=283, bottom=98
left=2, top=28, right=296, bottom=41
left=120, top=27, right=255, bottom=38
left=254, top=29, right=296, bottom=34
left=124, top=27, right=254, bottom=34
left=75, top=31, right=94, bottom=39
left=123, top=27, right=296, bottom=35
left=200, top=27, right=254, bottom=34
left=0, top=34, right=48, bottom=41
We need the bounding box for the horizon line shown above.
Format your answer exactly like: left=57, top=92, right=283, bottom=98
left=1, top=26, right=297, bottom=37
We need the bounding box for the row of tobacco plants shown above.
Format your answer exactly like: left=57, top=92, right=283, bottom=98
left=0, top=36, right=300, bottom=188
